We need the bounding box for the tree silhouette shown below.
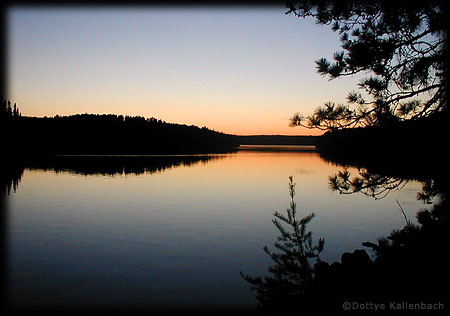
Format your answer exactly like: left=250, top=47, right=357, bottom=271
left=287, top=1, right=448, bottom=131
left=242, top=174, right=449, bottom=312
left=2, top=109, right=239, bottom=156
left=6, top=100, right=12, bottom=118
left=1, top=99, right=21, bottom=121
left=240, top=176, right=324, bottom=311
left=328, top=167, right=409, bottom=199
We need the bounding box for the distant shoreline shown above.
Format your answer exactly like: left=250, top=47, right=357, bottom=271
left=3, top=111, right=321, bottom=156
left=236, top=135, right=319, bottom=146
left=238, top=144, right=317, bottom=152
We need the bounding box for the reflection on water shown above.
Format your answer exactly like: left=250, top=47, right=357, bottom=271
left=238, top=144, right=317, bottom=152
left=1, top=164, right=24, bottom=195
left=3, top=149, right=429, bottom=311
left=24, top=154, right=227, bottom=177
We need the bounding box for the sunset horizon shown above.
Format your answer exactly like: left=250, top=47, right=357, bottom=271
left=6, top=6, right=359, bottom=137
left=13, top=109, right=324, bottom=136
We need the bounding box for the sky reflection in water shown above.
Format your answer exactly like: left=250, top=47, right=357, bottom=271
left=6, top=149, right=425, bottom=309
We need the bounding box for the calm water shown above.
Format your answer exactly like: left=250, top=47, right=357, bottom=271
left=5, top=146, right=426, bottom=310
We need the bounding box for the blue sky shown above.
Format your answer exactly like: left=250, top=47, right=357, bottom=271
left=7, top=6, right=363, bottom=135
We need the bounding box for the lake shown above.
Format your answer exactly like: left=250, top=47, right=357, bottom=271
left=4, top=146, right=427, bottom=311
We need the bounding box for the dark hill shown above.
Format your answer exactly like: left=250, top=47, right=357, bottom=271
left=3, top=113, right=239, bottom=156
left=317, top=113, right=449, bottom=179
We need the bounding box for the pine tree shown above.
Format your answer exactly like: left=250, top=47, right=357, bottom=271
left=287, top=0, right=448, bottom=130
left=241, top=176, right=324, bottom=310
left=7, top=100, right=12, bottom=118
left=13, top=103, right=18, bottom=118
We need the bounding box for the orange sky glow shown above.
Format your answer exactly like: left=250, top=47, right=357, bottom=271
left=7, top=7, right=362, bottom=136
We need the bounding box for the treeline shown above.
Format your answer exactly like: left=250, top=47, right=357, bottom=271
left=1, top=100, right=21, bottom=120
left=2, top=104, right=239, bottom=155
left=316, top=112, right=449, bottom=178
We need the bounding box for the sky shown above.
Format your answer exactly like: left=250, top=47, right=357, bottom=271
left=7, top=6, right=364, bottom=136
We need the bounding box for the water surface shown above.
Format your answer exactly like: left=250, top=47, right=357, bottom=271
left=6, top=147, right=426, bottom=310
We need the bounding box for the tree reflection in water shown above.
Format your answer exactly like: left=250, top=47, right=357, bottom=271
left=1, top=158, right=24, bottom=196
left=328, top=168, right=441, bottom=204
left=1, top=154, right=224, bottom=195
left=242, top=176, right=448, bottom=313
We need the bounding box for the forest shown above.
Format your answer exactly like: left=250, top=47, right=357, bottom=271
left=1, top=100, right=239, bottom=156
